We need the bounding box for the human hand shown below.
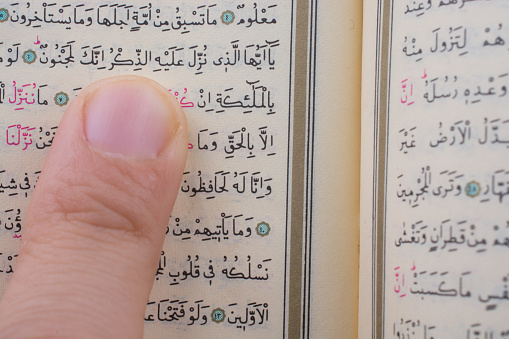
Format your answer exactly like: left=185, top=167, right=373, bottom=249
left=0, top=76, right=188, bottom=338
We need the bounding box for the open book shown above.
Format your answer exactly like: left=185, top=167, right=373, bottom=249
left=0, top=0, right=507, bottom=337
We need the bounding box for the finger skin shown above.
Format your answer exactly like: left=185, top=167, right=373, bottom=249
left=0, top=76, right=188, bottom=338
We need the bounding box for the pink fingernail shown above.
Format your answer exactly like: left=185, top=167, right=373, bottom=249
left=84, top=80, right=178, bottom=158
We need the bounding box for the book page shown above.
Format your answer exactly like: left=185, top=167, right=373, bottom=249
left=305, top=1, right=362, bottom=338
left=358, top=0, right=380, bottom=336
left=361, top=0, right=509, bottom=337
left=0, top=1, right=359, bottom=338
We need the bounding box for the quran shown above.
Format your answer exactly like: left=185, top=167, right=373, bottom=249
left=0, top=0, right=508, bottom=338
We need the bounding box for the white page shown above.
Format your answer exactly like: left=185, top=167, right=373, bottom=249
left=361, top=0, right=509, bottom=337
left=0, top=1, right=291, bottom=337
left=0, top=1, right=362, bottom=337
left=307, top=1, right=362, bottom=338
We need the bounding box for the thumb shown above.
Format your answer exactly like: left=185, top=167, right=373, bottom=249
left=0, top=76, right=188, bottom=338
